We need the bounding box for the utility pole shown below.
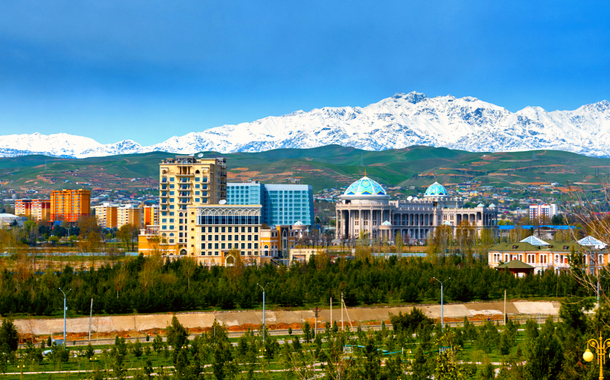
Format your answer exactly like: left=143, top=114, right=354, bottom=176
left=330, top=287, right=333, bottom=329
left=432, top=277, right=449, bottom=331
left=504, top=289, right=507, bottom=325
left=258, top=283, right=267, bottom=343
left=341, top=292, right=344, bottom=330
left=58, top=287, right=71, bottom=345
left=88, top=298, right=93, bottom=343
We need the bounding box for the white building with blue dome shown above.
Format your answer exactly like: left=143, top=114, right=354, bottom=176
left=335, top=176, right=497, bottom=242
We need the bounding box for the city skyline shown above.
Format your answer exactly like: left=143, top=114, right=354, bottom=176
left=0, top=1, right=608, bottom=145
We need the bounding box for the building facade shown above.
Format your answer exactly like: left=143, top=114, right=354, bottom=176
left=50, top=189, right=91, bottom=223
left=186, top=204, right=262, bottom=265
left=227, top=182, right=314, bottom=226
left=143, top=204, right=159, bottom=227
left=93, top=203, right=118, bottom=228
left=31, top=200, right=51, bottom=221
left=158, top=154, right=227, bottom=255
left=118, top=205, right=142, bottom=229
left=529, top=204, right=558, bottom=221
left=15, top=199, right=31, bottom=217
left=335, top=177, right=497, bottom=242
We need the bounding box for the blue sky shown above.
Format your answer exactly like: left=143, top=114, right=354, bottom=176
left=0, top=0, right=608, bottom=145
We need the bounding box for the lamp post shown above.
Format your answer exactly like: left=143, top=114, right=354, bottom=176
left=431, top=277, right=450, bottom=331
left=58, top=287, right=71, bottom=345
left=583, top=332, right=610, bottom=380
left=257, top=283, right=267, bottom=343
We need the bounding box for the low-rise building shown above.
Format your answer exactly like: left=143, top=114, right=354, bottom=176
left=488, top=239, right=608, bottom=275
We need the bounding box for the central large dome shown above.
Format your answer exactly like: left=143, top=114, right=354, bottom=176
left=424, top=181, right=448, bottom=197
left=344, top=176, right=387, bottom=196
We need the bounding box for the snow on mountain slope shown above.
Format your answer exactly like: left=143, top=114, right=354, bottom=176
left=1, top=93, right=610, bottom=158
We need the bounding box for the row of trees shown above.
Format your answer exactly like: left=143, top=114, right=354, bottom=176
left=0, top=216, right=139, bottom=252
left=0, top=253, right=589, bottom=316
left=4, top=300, right=606, bottom=379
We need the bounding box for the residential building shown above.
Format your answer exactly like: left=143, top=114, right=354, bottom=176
left=158, top=154, right=227, bottom=255
left=143, top=204, right=159, bottom=227
left=93, top=203, right=118, bottom=228
left=31, top=200, right=50, bottom=221
left=118, top=204, right=142, bottom=229
left=227, top=182, right=314, bottom=226
left=529, top=204, right=558, bottom=221
left=50, top=189, right=91, bottom=223
left=94, top=203, right=143, bottom=229
left=15, top=199, right=31, bottom=217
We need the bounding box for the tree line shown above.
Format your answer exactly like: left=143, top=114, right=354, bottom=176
left=0, top=254, right=589, bottom=317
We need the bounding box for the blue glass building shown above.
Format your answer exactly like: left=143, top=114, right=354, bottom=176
left=227, top=182, right=314, bottom=227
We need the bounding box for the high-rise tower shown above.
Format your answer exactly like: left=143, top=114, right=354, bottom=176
left=158, top=154, right=227, bottom=255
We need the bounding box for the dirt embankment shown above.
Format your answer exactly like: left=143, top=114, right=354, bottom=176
left=13, top=300, right=560, bottom=342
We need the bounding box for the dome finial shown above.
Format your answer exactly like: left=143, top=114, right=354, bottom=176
left=364, top=169, right=367, bottom=177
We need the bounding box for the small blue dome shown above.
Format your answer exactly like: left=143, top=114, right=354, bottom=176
left=344, top=176, right=387, bottom=196
left=381, top=220, right=392, bottom=226
left=424, top=182, right=448, bottom=197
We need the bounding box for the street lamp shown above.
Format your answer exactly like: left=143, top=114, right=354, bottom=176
left=257, top=283, right=267, bottom=343
left=431, top=277, right=450, bottom=331
left=58, top=287, right=71, bottom=345
left=583, top=332, right=610, bottom=380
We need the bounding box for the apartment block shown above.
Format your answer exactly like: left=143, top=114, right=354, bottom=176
left=158, top=154, right=227, bottom=255
left=50, top=189, right=91, bottom=223
left=15, top=200, right=32, bottom=217
left=529, top=204, right=558, bottom=221
left=31, top=200, right=50, bottom=221
left=118, top=205, right=142, bottom=229
left=94, top=203, right=143, bottom=229
left=93, top=203, right=118, bottom=228
left=143, top=204, right=159, bottom=227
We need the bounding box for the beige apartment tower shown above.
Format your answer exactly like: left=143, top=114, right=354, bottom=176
left=158, top=154, right=227, bottom=255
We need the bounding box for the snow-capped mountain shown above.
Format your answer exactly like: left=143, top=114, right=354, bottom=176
left=2, top=92, right=610, bottom=158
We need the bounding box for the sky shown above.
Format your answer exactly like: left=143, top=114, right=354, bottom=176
left=0, top=0, right=609, bottom=145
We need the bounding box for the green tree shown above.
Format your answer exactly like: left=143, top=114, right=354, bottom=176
left=166, top=315, right=189, bottom=351
left=302, top=322, right=312, bottom=343
left=0, top=319, right=19, bottom=352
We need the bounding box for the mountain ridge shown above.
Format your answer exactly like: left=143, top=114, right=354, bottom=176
left=2, top=92, right=610, bottom=158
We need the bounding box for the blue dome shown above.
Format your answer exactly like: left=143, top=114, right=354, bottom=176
left=344, top=176, right=387, bottom=196
left=424, top=182, right=448, bottom=197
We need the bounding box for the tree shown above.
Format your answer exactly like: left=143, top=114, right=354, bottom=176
left=0, top=319, right=19, bottom=352
left=212, top=340, right=236, bottom=380
left=117, top=224, right=139, bottom=251
left=180, top=257, right=197, bottom=290
left=302, top=322, right=312, bottom=343
left=166, top=315, right=189, bottom=352
left=395, top=231, right=404, bottom=254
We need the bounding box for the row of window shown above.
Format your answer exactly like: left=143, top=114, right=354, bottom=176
left=161, top=177, right=209, bottom=182
left=199, top=251, right=259, bottom=256
left=197, top=216, right=260, bottom=225
left=201, top=226, right=258, bottom=233
left=201, top=234, right=258, bottom=241
left=201, top=242, right=259, bottom=250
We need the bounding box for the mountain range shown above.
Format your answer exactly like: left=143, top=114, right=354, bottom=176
left=2, top=92, right=610, bottom=158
